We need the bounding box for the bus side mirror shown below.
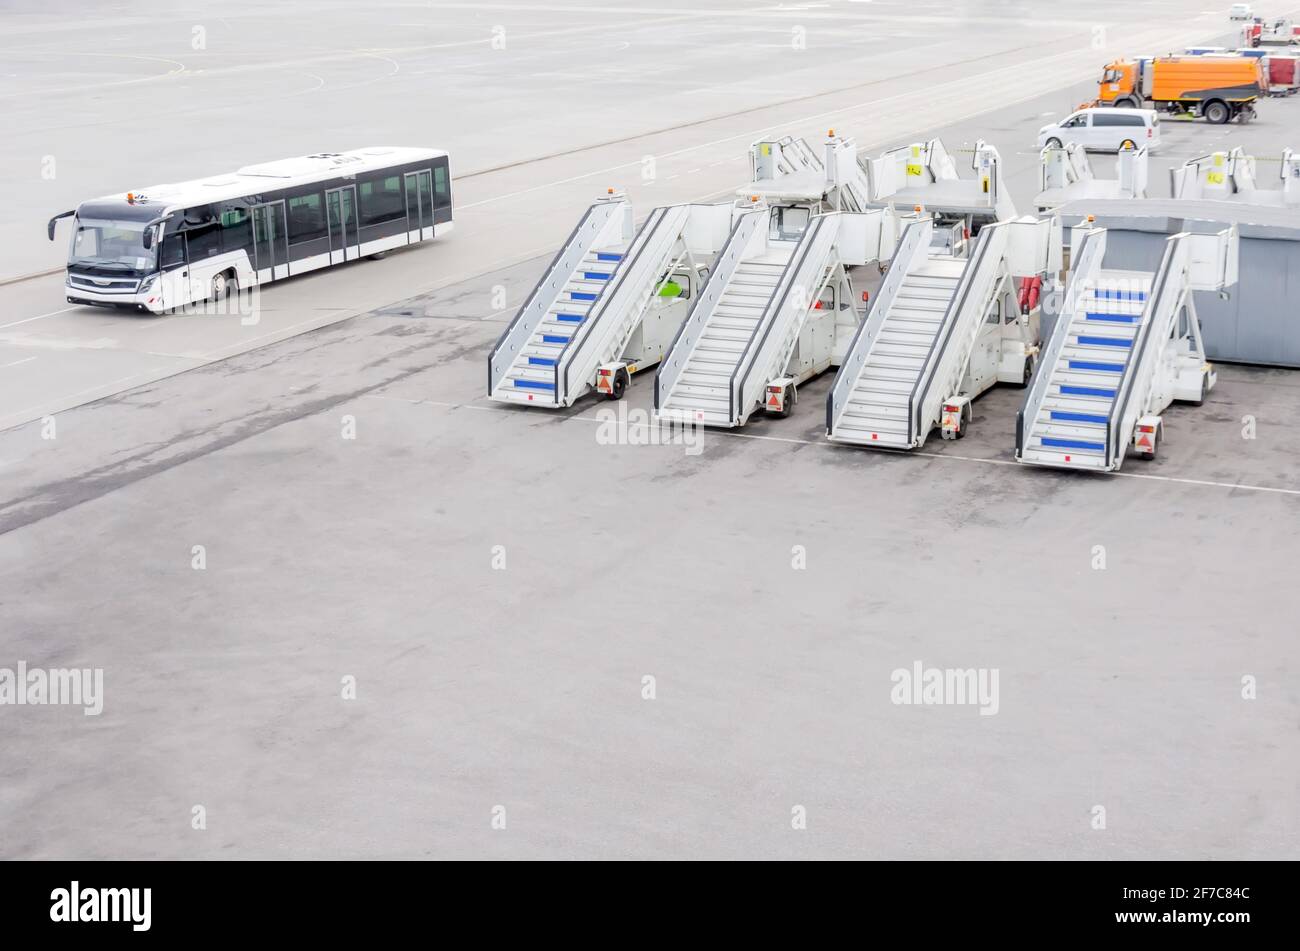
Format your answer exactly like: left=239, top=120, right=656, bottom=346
left=141, top=217, right=167, bottom=251
left=47, top=209, right=74, bottom=241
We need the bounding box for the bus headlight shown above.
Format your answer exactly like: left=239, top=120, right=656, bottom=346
left=139, top=275, right=158, bottom=294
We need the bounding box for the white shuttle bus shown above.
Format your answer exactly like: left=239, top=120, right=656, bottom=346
left=47, top=147, right=452, bottom=313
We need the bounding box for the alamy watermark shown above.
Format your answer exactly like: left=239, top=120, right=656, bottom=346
left=173, top=283, right=262, bottom=325
left=595, top=402, right=704, bottom=456
left=50, top=882, right=150, bottom=931
left=0, top=662, right=103, bottom=716
left=890, top=661, right=1000, bottom=716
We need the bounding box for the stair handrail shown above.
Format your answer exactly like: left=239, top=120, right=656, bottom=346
left=790, top=136, right=824, bottom=172
left=488, top=200, right=622, bottom=395
left=928, top=139, right=958, bottom=180
left=732, top=214, right=839, bottom=423
left=556, top=205, right=686, bottom=402
left=1104, top=235, right=1185, bottom=469
left=825, top=217, right=933, bottom=434
left=1015, top=228, right=1106, bottom=457
left=1070, top=143, right=1094, bottom=184
left=906, top=222, right=1009, bottom=446
left=841, top=170, right=872, bottom=212
left=655, top=209, right=764, bottom=413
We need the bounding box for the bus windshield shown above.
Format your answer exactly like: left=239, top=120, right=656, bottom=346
left=68, top=218, right=157, bottom=274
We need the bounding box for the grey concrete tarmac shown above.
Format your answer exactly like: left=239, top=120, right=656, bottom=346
left=2, top=228, right=1298, bottom=861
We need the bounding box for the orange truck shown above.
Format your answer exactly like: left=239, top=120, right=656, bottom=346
left=1091, top=56, right=1264, bottom=123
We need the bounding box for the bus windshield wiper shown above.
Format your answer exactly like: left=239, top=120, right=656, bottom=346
left=80, top=261, right=134, bottom=271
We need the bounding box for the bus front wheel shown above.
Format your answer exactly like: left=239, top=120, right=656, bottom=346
left=210, top=272, right=236, bottom=301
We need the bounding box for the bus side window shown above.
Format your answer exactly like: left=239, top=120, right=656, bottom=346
left=433, top=163, right=451, bottom=208
left=417, top=172, right=433, bottom=216
left=182, top=205, right=221, bottom=259
left=358, top=174, right=405, bottom=226
left=186, top=222, right=221, bottom=259
left=219, top=203, right=252, bottom=255
left=288, top=193, right=327, bottom=242
left=159, top=232, right=187, bottom=270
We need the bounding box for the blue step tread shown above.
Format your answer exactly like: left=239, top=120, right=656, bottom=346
left=1076, top=335, right=1133, bottom=348
left=570, top=291, right=599, bottom=301
left=1093, top=289, right=1147, bottom=301
left=595, top=252, right=623, bottom=262
left=1068, top=360, right=1125, bottom=373
left=1085, top=312, right=1140, bottom=323
left=1051, top=411, right=1109, bottom=424
left=583, top=271, right=611, bottom=281
left=1041, top=436, right=1105, bottom=451
left=1060, top=384, right=1117, bottom=398
left=555, top=313, right=584, bottom=323
left=542, top=334, right=570, bottom=344
left=528, top=356, right=556, bottom=366
left=513, top=379, right=555, bottom=391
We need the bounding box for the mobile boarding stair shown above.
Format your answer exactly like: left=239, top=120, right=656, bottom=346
left=488, top=192, right=732, bottom=406
left=747, top=132, right=872, bottom=214
left=1035, top=142, right=1148, bottom=213
left=864, top=139, right=1017, bottom=232
left=752, top=135, right=824, bottom=178
left=1171, top=146, right=1300, bottom=207
left=1015, top=223, right=1238, bottom=471
left=654, top=202, right=898, bottom=426
left=824, top=214, right=1060, bottom=449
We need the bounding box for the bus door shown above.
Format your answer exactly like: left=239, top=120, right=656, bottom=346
left=326, top=185, right=359, bottom=264
left=251, top=201, right=290, bottom=283
left=404, top=169, right=433, bottom=242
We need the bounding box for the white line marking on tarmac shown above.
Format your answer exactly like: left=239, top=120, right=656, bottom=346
left=362, top=394, right=1300, bottom=497
left=0, top=51, right=187, bottom=99
left=0, top=306, right=78, bottom=330
left=1, top=357, right=37, bottom=368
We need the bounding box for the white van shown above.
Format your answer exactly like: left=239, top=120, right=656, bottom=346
left=1037, top=108, right=1161, bottom=153
left=1230, top=4, right=1253, bottom=21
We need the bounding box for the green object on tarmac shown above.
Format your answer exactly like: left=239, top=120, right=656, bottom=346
left=657, top=280, right=683, bottom=297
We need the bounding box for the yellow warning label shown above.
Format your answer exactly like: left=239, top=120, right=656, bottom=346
left=911, top=145, right=920, bottom=158
left=761, top=144, right=771, bottom=156
left=1207, top=171, right=1225, bottom=185
left=906, top=163, right=923, bottom=176
left=1213, top=152, right=1224, bottom=166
